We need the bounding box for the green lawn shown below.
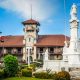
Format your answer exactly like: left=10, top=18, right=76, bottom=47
left=3, top=77, right=53, bottom=80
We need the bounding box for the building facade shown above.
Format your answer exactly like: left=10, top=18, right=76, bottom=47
left=0, top=19, right=69, bottom=63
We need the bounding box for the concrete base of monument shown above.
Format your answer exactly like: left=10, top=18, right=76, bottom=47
left=43, top=60, right=80, bottom=72
left=43, top=60, right=68, bottom=72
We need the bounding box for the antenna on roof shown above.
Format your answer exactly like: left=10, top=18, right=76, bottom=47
left=0, top=31, right=2, bottom=37
left=31, top=0, right=32, bottom=19
left=64, top=0, right=67, bottom=42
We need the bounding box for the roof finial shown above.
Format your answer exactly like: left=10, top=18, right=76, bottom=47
left=64, top=0, right=67, bottom=42
left=31, top=0, right=32, bottom=19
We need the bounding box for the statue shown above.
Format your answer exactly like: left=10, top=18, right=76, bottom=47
left=70, top=3, right=77, bottom=20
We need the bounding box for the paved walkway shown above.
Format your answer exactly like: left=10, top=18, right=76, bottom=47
left=70, top=68, right=80, bottom=80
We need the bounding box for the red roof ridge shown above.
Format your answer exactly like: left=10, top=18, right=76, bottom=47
left=22, top=19, right=40, bottom=26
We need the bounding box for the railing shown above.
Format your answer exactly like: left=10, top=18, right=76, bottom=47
left=12, top=51, right=23, bottom=56
left=0, top=52, right=23, bottom=57
left=48, top=51, right=54, bottom=54
left=39, top=51, right=44, bottom=53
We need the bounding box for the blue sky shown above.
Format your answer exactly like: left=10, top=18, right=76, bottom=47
left=0, top=0, right=80, bottom=37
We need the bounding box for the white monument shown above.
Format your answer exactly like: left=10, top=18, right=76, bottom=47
left=43, top=3, right=80, bottom=71
left=63, top=3, right=80, bottom=67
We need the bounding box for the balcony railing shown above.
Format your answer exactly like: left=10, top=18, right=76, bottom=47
left=0, top=51, right=23, bottom=57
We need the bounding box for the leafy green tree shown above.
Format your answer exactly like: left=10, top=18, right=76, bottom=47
left=4, top=54, right=18, bottom=77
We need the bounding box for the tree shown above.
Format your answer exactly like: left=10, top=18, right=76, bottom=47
left=4, top=54, right=18, bottom=77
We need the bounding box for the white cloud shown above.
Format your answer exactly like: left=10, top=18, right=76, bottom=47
left=0, top=0, right=60, bottom=21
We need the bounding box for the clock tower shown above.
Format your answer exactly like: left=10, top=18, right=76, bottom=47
left=22, top=19, right=40, bottom=65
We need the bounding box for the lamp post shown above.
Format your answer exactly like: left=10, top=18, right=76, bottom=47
left=0, top=32, right=4, bottom=56
left=0, top=32, right=2, bottom=57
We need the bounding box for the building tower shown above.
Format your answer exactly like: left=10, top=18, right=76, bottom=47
left=22, top=19, right=40, bottom=65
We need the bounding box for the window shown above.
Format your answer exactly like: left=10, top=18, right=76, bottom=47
left=49, top=47, right=54, bottom=53
left=40, top=48, right=43, bottom=53
left=18, top=48, right=21, bottom=53
left=7, top=48, right=12, bottom=53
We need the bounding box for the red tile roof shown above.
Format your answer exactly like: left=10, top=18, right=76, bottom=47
left=0, top=35, right=69, bottom=47
left=22, top=19, right=40, bottom=26
left=0, top=36, right=24, bottom=47
left=35, top=35, right=70, bottom=47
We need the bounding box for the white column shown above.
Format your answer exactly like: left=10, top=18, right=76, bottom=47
left=27, top=48, right=30, bottom=66
left=38, top=48, right=40, bottom=59
left=33, top=46, right=37, bottom=61
left=63, top=41, right=68, bottom=61
left=44, top=48, right=48, bottom=60
left=27, top=47, right=32, bottom=66
left=38, top=53, right=40, bottom=59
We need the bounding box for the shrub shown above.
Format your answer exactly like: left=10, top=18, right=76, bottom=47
left=33, top=59, right=43, bottom=67
left=21, top=68, right=32, bottom=77
left=0, top=69, right=4, bottom=78
left=20, top=64, right=28, bottom=69
left=34, top=72, right=48, bottom=79
left=27, top=66, right=33, bottom=71
left=47, top=73, right=58, bottom=79
left=34, top=71, right=70, bottom=80
left=4, top=54, right=18, bottom=77
left=34, top=71, right=56, bottom=79
left=29, top=64, right=36, bottom=71
left=57, top=71, right=70, bottom=80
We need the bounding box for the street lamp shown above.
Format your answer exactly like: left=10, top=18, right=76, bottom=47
left=0, top=32, right=2, bottom=57
left=1, top=36, right=4, bottom=57
left=0, top=32, right=2, bottom=34
left=0, top=33, right=4, bottom=57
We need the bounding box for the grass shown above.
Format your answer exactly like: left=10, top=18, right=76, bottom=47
left=2, top=77, right=53, bottom=80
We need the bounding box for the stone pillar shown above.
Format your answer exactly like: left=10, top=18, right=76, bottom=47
left=3, top=48, right=7, bottom=54
left=63, top=41, right=68, bottom=61
left=38, top=53, right=40, bottom=60
left=26, top=47, right=32, bottom=66
left=22, top=47, right=27, bottom=61
left=44, top=48, right=48, bottom=61
left=33, top=46, right=37, bottom=61
left=28, top=48, right=30, bottom=66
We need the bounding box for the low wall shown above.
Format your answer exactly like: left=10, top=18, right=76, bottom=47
left=43, top=60, right=69, bottom=71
